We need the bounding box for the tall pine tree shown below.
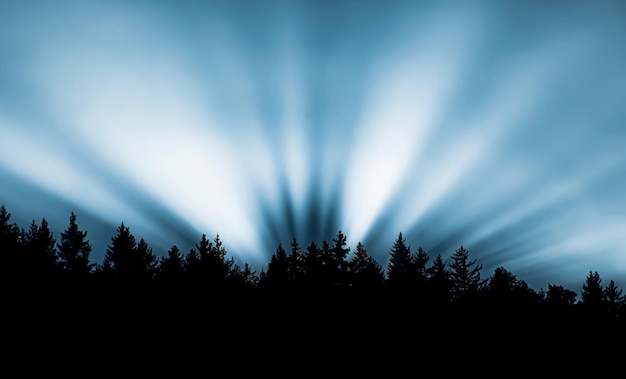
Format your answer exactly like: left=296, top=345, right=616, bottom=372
left=22, top=218, right=58, bottom=280
left=448, top=245, right=486, bottom=303
left=386, top=232, right=413, bottom=288
left=348, top=241, right=384, bottom=290
left=57, top=212, right=94, bottom=277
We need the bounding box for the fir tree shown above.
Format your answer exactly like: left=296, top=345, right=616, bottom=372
left=289, top=236, right=304, bottom=282
left=448, top=245, right=486, bottom=302
left=329, top=230, right=350, bottom=287
left=57, top=212, right=94, bottom=277
left=386, top=232, right=413, bottom=287
left=264, top=243, right=289, bottom=288
left=22, top=218, right=58, bottom=278
left=426, top=253, right=453, bottom=306
left=102, top=222, right=156, bottom=283
left=581, top=270, right=603, bottom=306
left=0, top=205, right=23, bottom=279
left=348, top=241, right=384, bottom=290
left=158, top=245, right=185, bottom=281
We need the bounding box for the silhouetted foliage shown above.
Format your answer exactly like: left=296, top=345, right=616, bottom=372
left=386, top=232, right=413, bottom=288
left=57, top=212, right=95, bottom=278
left=485, top=266, right=538, bottom=309
left=22, top=218, right=58, bottom=280
left=603, top=279, right=624, bottom=317
left=0, top=205, right=21, bottom=278
left=229, top=262, right=258, bottom=290
left=581, top=270, right=603, bottom=306
left=100, top=222, right=157, bottom=284
left=288, top=236, right=305, bottom=283
left=448, top=245, right=486, bottom=305
left=425, top=254, right=453, bottom=306
left=157, top=245, right=185, bottom=283
left=413, top=246, right=429, bottom=291
left=544, top=283, right=577, bottom=308
left=1, top=202, right=626, bottom=340
left=329, top=230, right=350, bottom=288
left=348, top=241, right=384, bottom=290
left=604, top=279, right=624, bottom=305
left=263, top=243, right=290, bottom=289
left=303, top=240, right=324, bottom=289
left=206, top=233, right=234, bottom=287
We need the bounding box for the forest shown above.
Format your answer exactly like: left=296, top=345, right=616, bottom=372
left=2, top=202, right=626, bottom=351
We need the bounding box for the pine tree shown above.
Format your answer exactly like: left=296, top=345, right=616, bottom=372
left=185, top=248, right=201, bottom=275
left=486, top=266, right=535, bottom=307
left=208, top=233, right=234, bottom=284
left=348, top=241, right=384, bottom=290
left=581, top=270, right=603, bottom=306
left=603, top=279, right=624, bottom=316
left=193, top=233, right=234, bottom=289
left=580, top=270, right=609, bottom=318
left=57, top=212, right=94, bottom=277
left=229, top=262, right=258, bottom=290
left=135, top=238, right=158, bottom=282
left=102, top=222, right=156, bottom=283
left=414, top=246, right=430, bottom=292
left=543, top=284, right=577, bottom=308
left=264, top=243, right=289, bottom=289
left=426, top=253, right=453, bottom=306
left=288, top=237, right=304, bottom=282
left=103, top=222, right=136, bottom=274
left=319, top=239, right=333, bottom=288
left=241, top=263, right=259, bottom=288
left=603, top=280, right=623, bottom=305
left=0, top=205, right=20, bottom=252
left=22, top=218, right=58, bottom=279
left=158, top=245, right=185, bottom=282
left=303, top=240, right=323, bottom=289
left=329, top=230, right=350, bottom=287
left=448, top=245, right=486, bottom=302
left=386, top=232, right=413, bottom=287
left=0, top=205, right=23, bottom=279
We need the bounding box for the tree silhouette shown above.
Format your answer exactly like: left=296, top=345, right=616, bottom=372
left=184, top=248, right=201, bottom=277
left=229, top=262, right=259, bottom=290
left=157, top=245, right=185, bottom=282
left=603, top=280, right=624, bottom=305
left=543, top=283, right=577, bottom=308
left=101, top=222, right=157, bottom=284
left=0, top=205, right=22, bottom=281
left=414, top=246, right=429, bottom=289
left=191, top=233, right=234, bottom=290
left=425, top=253, right=453, bottom=307
left=288, top=237, right=305, bottom=283
left=581, top=270, right=603, bottom=306
left=57, top=212, right=94, bottom=278
left=348, top=241, right=384, bottom=290
left=386, top=232, right=413, bottom=288
left=603, top=279, right=624, bottom=317
left=329, top=230, right=350, bottom=288
left=303, top=240, right=323, bottom=290
left=448, top=245, right=486, bottom=305
left=207, top=233, right=234, bottom=286
left=5, top=202, right=626, bottom=337
left=263, top=243, right=290, bottom=289
left=136, top=238, right=158, bottom=281
left=22, top=218, right=58, bottom=281
left=486, top=266, right=538, bottom=309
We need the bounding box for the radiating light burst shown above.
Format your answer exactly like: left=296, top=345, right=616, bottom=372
left=1, top=0, right=626, bottom=290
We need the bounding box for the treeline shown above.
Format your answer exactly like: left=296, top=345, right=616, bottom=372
left=1, top=204, right=625, bottom=327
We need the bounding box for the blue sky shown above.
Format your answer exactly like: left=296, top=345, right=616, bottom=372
left=1, top=0, right=625, bottom=292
